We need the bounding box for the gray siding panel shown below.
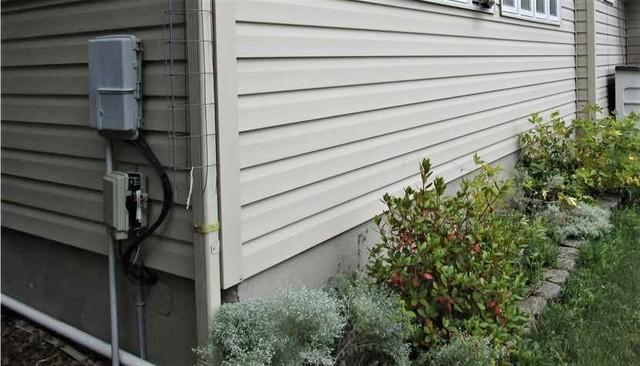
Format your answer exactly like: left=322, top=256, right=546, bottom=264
left=595, top=0, right=627, bottom=113
left=576, top=0, right=589, bottom=113
left=629, top=0, right=640, bottom=64
left=1, top=0, right=194, bottom=278
left=233, top=0, right=578, bottom=279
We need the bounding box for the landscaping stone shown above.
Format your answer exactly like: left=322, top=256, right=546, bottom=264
left=517, top=296, right=547, bottom=318
left=561, top=239, right=582, bottom=248
left=559, top=246, right=580, bottom=259
left=556, top=255, right=576, bottom=271
left=599, top=196, right=619, bottom=210
left=518, top=196, right=620, bottom=337
left=543, top=268, right=570, bottom=285
left=556, top=246, right=579, bottom=271
left=535, top=281, right=562, bottom=300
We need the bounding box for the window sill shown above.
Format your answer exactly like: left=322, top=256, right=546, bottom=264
left=500, top=8, right=561, bottom=26
left=419, top=0, right=495, bottom=14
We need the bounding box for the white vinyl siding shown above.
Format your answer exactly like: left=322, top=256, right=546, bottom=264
left=595, top=0, right=627, bottom=114
left=228, top=0, right=577, bottom=282
left=1, top=0, right=195, bottom=279
left=629, top=0, right=640, bottom=64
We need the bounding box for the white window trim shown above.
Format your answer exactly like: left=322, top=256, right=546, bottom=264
left=501, top=0, right=561, bottom=25
left=548, top=0, right=560, bottom=21
left=520, top=0, right=534, bottom=16
left=535, top=0, right=548, bottom=20
left=419, top=0, right=495, bottom=14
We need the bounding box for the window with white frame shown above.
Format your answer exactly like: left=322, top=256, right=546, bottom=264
left=502, top=0, right=560, bottom=22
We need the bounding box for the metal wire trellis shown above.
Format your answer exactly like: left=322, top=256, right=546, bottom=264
left=162, top=0, right=217, bottom=201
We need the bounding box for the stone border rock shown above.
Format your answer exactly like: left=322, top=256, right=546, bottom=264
left=516, top=198, right=619, bottom=326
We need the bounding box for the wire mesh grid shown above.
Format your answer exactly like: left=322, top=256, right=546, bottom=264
left=162, top=0, right=217, bottom=196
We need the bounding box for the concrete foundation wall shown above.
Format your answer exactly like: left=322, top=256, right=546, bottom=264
left=1, top=228, right=197, bottom=365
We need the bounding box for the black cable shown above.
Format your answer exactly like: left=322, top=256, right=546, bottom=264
left=121, top=135, right=173, bottom=286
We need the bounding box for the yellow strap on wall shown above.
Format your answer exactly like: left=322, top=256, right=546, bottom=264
left=193, top=222, right=220, bottom=234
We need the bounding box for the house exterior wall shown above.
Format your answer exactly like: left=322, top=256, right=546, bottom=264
left=576, top=0, right=590, bottom=114
left=234, top=152, right=519, bottom=300
left=1, top=0, right=195, bottom=279
left=228, top=0, right=578, bottom=286
left=595, top=0, right=627, bottom=114
left=0, top=0, right=204, bottom=364
left=629, top=0, right=640, bottom=64
left=1, top=228, right=197, bottom=365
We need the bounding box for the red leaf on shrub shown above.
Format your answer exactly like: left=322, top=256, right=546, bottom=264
left=412, top=276, right=420, bottom=288
left=391, top=272, right=402, bottom=287
left=399, top=231, right=414, bottom=248
left=436, top=296, right=454, bottom=314
left=423, top=272, right=433, bottom=281
left=472, top=243, right=481, bottom=254
left=447, top=232, right=455, bottom=242
left=494, top=305, right=502, bottom=317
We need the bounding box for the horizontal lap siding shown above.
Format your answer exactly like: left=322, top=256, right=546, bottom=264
left=595, top=0, right=627, bottom=114
left=1, top=0, right=195, bottom=279
left=629, top=0, right=640, bottom=64
left=576, top=0, right=589, bottom=113
left=234, top=0, right=577, bottom=279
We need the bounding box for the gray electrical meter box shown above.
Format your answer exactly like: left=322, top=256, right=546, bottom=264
left=88, top=35, right=142, bottom=140
left=103, top=171, right=130, bottom=240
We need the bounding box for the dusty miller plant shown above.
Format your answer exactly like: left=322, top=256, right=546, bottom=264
left=329, top=273, right=414, bottom=366
left=539, top=202, right=612, bottom=242
left=196, top=287, right=345, bottom=366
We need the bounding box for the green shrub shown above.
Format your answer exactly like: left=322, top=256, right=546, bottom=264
left=516, top=216, right=558, bottom=286
left=330, top=273, right=414, bottom=366
left=539, top=202, right=612, bottom=242
left=574, top=109, right=640, bottom=202
left=198, top=287, right=345, bottom=366
left=417, top=333, right=506, bottom=366
left=368, top=156, right=528, bottom=350
left=516, top=112, right=583, bottom=212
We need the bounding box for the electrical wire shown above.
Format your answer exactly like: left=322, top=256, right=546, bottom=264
left=121, top=135, right=173, bottom=286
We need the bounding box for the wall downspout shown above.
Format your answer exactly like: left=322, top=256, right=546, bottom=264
left=185, top=0, right=223, bottom=361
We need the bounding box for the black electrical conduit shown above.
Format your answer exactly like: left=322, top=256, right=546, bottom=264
left=122, top=135, right=173, bottom=286
left=117, top=134, right=173, bottom=360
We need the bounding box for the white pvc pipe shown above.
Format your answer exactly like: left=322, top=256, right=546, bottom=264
left=1, top=294, right=155, bottom=366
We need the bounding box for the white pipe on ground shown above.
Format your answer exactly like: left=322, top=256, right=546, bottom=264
left=1, top=294, right=155, bottom=366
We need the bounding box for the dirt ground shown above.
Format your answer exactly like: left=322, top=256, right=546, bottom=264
left=1, top=307, right=107, bottom=366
